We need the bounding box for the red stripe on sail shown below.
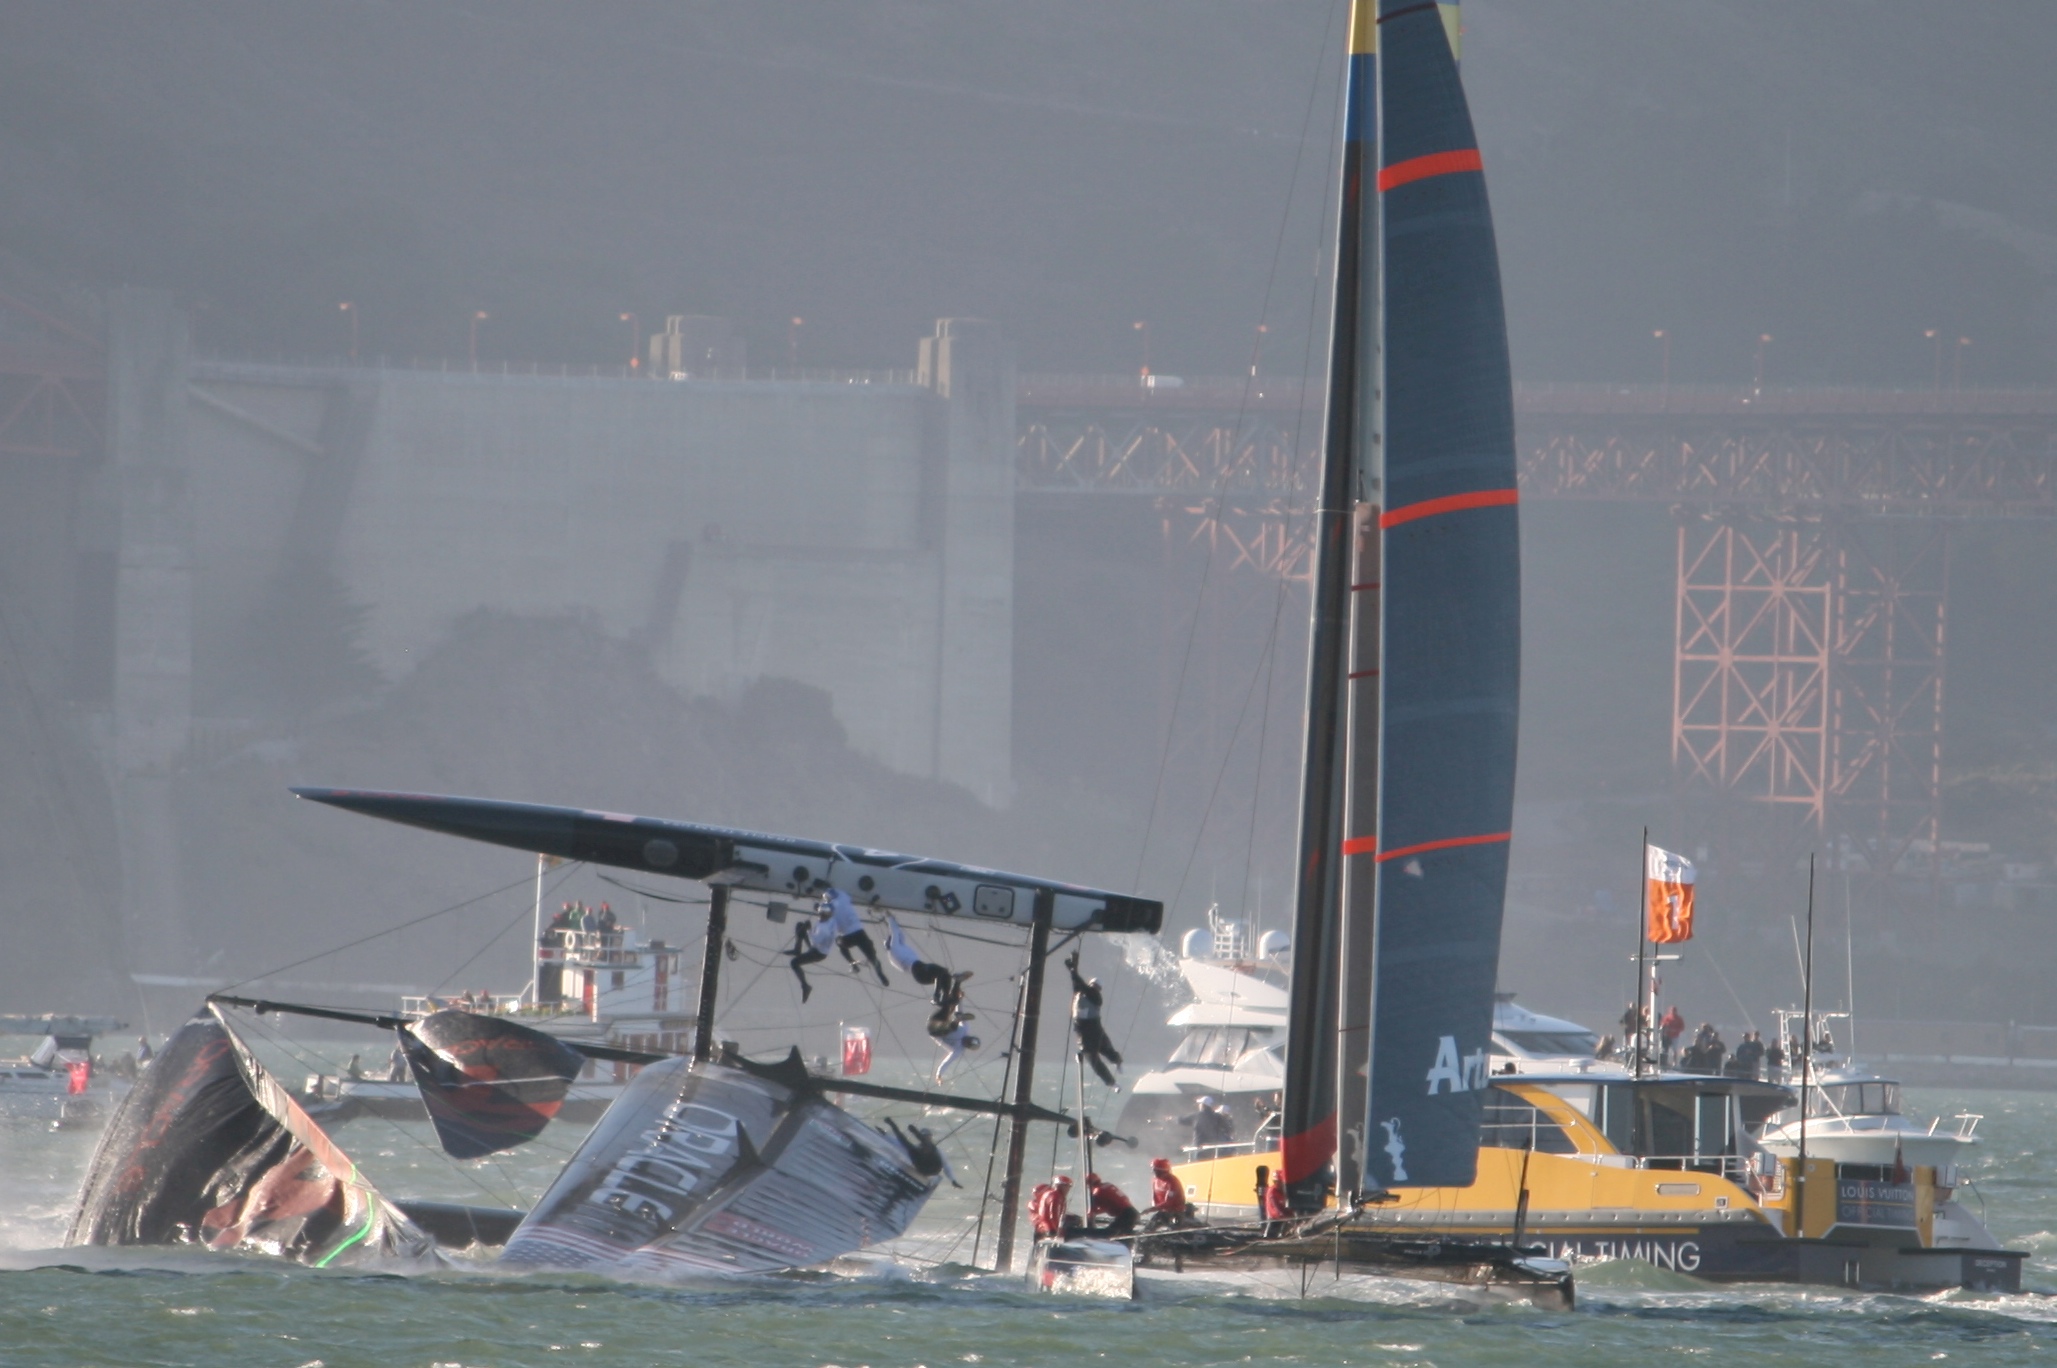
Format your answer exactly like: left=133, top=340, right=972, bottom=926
left=1279, top=1113, right=1337, bottom=1182
left=1348, top=669, right=1379, bottom=679
left=1378, top=147, right=1483, bottom=193
left=1351, top=581, right=1381, bottom=592
left=1342, top=836, right=1377, bottom=856
left=1379, top=487, right=1518, bottom=529
left=1375, top=831, right=1511, bottom=863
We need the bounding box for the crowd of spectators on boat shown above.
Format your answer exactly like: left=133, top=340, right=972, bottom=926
left=543, top=900, right=628, bottom=962
left=1598, top=1006, right=1827, bottom=1081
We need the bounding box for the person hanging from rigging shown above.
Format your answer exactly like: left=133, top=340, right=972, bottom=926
left=1065, top=951, right=1122, bottom=1089
left=883, top=913, right=971, bottom=1005
left=816, top=886, right=889, bottom=986
left=786, top=915, right=832, bottom=1002
left=883, top=1117, right=961, bottom=1188
left=927, top=996, right=980, bottom=1083
left=1086, top=1172, right=1138, bottom=1237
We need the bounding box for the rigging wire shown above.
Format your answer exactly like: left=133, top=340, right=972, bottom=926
left=224, top=867, right=560, bottom=991
left=1128, top=4, right=1341, bottom=902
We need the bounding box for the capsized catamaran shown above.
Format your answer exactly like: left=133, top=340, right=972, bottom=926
left=66, top=796, right=1160, bottom=1281
left=1128, top=0, right=1568, bottom=1303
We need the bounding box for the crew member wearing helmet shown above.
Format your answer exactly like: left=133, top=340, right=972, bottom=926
left=1086, top=1172, right=1138, bottom=1237
left=1146, top=1157, right=1192, bottom=1229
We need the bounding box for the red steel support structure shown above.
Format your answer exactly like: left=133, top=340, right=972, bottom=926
left=1017, top=378, right=2057, bottom=874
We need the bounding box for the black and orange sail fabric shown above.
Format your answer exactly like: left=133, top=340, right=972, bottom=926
left=1361, top=0, right=1520, bottom=1191
left=66, top=1006, right=434, bottom=1265
left=402, top=1010, right=587, bottom=1159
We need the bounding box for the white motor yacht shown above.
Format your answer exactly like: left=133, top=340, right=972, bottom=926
left=1756, top=1010, right=1982, bottom=1174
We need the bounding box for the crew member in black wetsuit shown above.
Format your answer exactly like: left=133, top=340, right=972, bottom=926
left=1067, top=952, right=1123, bottom=1088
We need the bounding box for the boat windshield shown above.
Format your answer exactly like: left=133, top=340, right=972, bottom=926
left=1168, top=1029, right=1257, bottom=1068
left=1499, top=1029, right=1599, bottom=1057
left=1479, top=1088, right=1578, bottom=1154
left=1809, top=1081, right=1901, bottom=1118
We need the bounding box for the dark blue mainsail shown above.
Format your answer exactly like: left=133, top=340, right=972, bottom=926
left=1361, top=0, right=1519, bottom=1191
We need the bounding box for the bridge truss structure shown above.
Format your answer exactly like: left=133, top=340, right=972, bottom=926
left=1018, top=377, right=2057, bottom=873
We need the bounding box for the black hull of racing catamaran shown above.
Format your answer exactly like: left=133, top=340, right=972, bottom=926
left=1129, top=1224, right=1575, bottom=1309
left=1136, top=1218, right=2018, bottom=1297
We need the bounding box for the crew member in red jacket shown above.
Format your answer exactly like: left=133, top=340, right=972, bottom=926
left=1146, top=1157, right=1190, bottom=1229
left=1086, top=1173, right=1138, bottom=1237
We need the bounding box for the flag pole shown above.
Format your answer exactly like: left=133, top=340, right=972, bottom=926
left=1797, top=852, right=1817, bottom=1234
left=1634, top=827, right=1648, bottom=1079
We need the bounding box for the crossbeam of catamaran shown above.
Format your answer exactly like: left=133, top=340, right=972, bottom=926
left=207, top=993, right=1077, bottom=1127
left=291, top=788, right=1162, bottom=934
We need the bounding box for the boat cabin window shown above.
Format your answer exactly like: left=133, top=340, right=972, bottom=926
left=1594, top=1083, right=1744, bottom=1166
left=1168, top=1029, right=1251, bottom=1068
left=1809, top=1081, right=1900, bottom=1118
left=1498, top=1029, right=1599, bottom=1057
left=1479, top=1088, right=1577, bottom=1154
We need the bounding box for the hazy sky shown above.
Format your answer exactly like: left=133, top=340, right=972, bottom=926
left=4, top=2, right=2052, bottom=383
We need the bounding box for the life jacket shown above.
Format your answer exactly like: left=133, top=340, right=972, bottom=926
left=1088, top=1179, right=1133, bottom=1218
left=1150, top=1170, right=1185, bottom=1213
left=1262, top=1179, right=1290, bottom=1221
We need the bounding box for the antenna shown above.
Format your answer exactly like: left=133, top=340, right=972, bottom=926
left=1845, top=869, right=1857, bottom=1060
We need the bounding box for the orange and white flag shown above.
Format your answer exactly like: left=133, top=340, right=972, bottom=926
left=1646, top=845, right=1696, bottom=944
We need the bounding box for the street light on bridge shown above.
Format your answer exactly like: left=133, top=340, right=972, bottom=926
left=1133, top=320, right=1150, bottom=380
left=1753, top=333, right=1773, bottom=394
left=338, top=302, right=357, bottom=363
left=470, top=311, right=489, bottom=371
left=1924, top=329, right=1943, bottom=394
left=1653, top=329, right=1670, bottom=395
left=1954, top=336, right=1972, bottom=393
left=620, top=312, right=639, bottom=373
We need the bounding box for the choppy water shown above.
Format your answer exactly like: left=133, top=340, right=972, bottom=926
left=3, top=1081, right=2054, bottom=1368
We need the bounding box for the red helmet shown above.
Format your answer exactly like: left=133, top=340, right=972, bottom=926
left=1054, top=1174, right=1072, bottom=1187
left=1151, top=1157, right=1173, bottom=1171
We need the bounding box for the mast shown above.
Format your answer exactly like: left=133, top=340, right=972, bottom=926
left=1361, top=0, right=1520, bottom=1191
left=691, top=883, right=730, bottom=1063
left=993, top=887, right=1055, bottom=1271
left=1634, top=828, right=1648, bottom=1078
left=1279, top=0, right=1380, bottom=1217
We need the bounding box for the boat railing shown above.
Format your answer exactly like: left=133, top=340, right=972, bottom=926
left=553, top=930, right=645, bottom=966
left=1930, top=1112, right=1983, bottom=1139
left=400, top=993, right=527, bottom=1018
left=1624, top=1152, right=1768, bottom=1190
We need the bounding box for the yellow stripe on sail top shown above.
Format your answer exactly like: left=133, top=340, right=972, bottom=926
left=1349, top=0, right=1377, bottom=54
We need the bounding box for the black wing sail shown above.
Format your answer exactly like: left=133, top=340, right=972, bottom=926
left=403, top=1010, right=587, bottom=1159
left=1362, top=0, right=1520, bottom=1190
left=293, top=788, right=1160, bottom=934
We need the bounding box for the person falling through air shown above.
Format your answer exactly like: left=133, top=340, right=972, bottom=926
left=1066, top=951, right=1123, bottom=1088
left=819, top=886, right=889, bottom=985
left=884, top=913, right=971, bottom=1005
left=787, top=887, right=890, bottom=1000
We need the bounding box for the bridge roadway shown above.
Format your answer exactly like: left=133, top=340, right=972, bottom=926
left=1016, top=376, right=2057, bottom=517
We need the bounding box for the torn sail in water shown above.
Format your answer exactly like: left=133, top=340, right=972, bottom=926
left=402, top=1009, right=586, bottom=1160
left=66, top=1005, right=435, bottom=1265
left=500, top=1048, right=939, bottom=1277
